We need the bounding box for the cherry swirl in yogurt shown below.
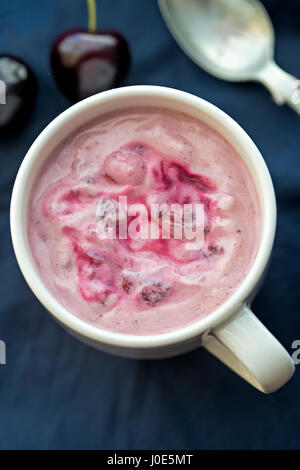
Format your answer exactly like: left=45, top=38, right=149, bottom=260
left=28, top=108, right=260, bottom=334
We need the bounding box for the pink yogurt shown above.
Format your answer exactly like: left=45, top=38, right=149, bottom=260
left=28, top=107, right=261, bottom=334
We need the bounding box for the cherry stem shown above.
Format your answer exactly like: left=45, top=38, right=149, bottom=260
left=87, top=0, right=97, bottom=33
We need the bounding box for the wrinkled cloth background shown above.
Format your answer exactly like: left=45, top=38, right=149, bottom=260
left=0, top=0, right=299, bottom=450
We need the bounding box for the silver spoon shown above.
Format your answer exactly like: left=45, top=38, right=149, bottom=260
left=158, top=0, right=300, bottom=114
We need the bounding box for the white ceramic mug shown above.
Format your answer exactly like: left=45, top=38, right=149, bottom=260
left=10, top=85, right=295, bottom=393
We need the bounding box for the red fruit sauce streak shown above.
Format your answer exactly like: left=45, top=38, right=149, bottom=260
left=59, top=152, right=219, bottom=307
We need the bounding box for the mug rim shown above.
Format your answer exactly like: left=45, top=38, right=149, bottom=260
left=10, top=85, right=276, bottom=349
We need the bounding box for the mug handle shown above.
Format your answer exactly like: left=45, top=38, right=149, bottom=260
left=202, top=304, right=295, bottom=393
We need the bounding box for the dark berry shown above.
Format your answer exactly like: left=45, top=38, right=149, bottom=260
left=50, top=29, right=130, bottom=102
left=208, top=244, right=224, bottom=256
left=0, top=55, right=37, bottom=135
left=121, top=276, right=134, bottom=294
left=140, top=283, right=171, bottom=307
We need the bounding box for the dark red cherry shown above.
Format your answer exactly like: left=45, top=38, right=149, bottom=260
left=0, top=55, right=37, bottom=135
left=50, top=29, right=131, bottom=102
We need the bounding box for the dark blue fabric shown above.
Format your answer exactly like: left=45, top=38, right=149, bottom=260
left=0, top=0, right=299, bottom=450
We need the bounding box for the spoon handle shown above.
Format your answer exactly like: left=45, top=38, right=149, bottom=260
left=256, top=60, right=300, bottom=115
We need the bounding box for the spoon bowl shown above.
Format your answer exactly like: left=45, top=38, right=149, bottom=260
left=159, top=0, right=300, bottom=114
